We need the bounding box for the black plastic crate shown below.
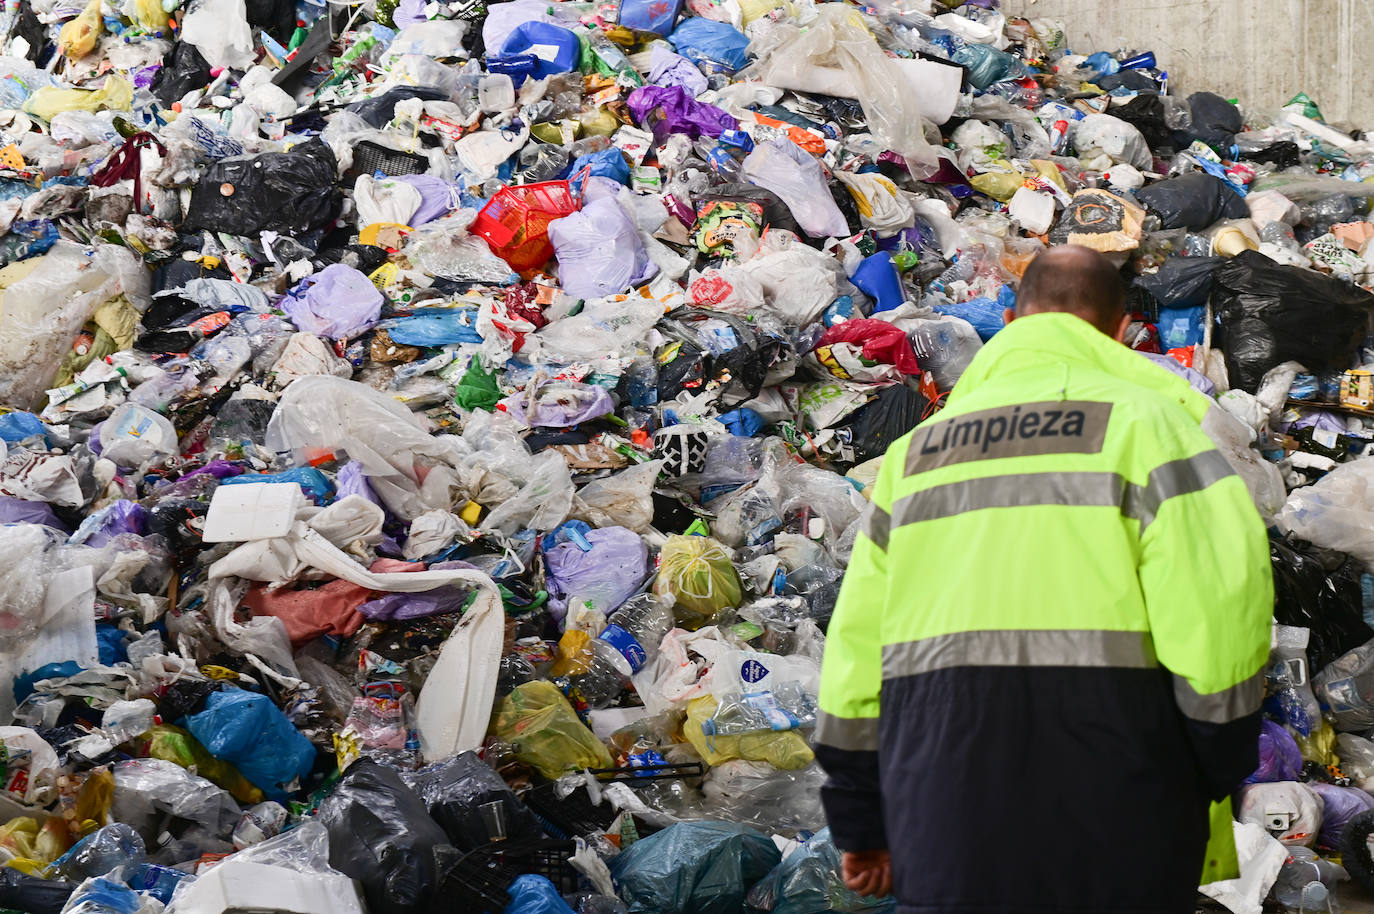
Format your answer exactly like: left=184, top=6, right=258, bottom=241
left=343, top=140, right=429, bottom=186
left=433, top=838, right=579, bottom=914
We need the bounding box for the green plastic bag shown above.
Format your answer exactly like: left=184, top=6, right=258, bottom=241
left=492, top=681, right=612, bottom=779
left=454, top=358, right=501, bottom=412
left=653, top=535, right=742, bottom=630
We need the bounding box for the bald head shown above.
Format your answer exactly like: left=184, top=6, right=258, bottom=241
left=1014, top=245, right=1128, bottom=336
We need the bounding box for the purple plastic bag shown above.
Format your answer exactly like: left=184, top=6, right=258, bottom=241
left=648, top=45, right=707, bottom=96
left=627, top=85, right=737, bottom=142
left=358, top=587, right=470, bottom=621
left=0, top=495, right=67, bottom=531
left=1311, top=782, right=1374, bottom=849
left=545, top=526, right=648, bottom=622
left=499, top=382, right=615, bottom=427
left=81, top=500, right=150, bottom=548
left=336, top=460, right=382, bottom=507
left=1245, top=719, right=1303, bottom=784
left=282, top=264, right=383, bottom=340
left=393, top=175, right=458, bottom=225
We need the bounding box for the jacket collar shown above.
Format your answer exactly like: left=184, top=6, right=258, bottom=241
left=947, top=312, right=1211, bottom=421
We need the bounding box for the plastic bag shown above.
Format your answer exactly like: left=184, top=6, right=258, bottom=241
left=1135, top=174, right=1248, bottom=231
left=182, top=140, right=341, bottom=238
left=0, top=242, right=149, bottom=410
left=1310, top=783, right=1374, bottom=850
left=741, top=140, right=848, bottom=239
left=669, top=18, right=750, bottom=73
left=545, top=526, right=648, bottom=620
left=184, top=688, right=316, bottom=799
left=318, top=759, right=448, bottom=914
left=548, top=197, right=657, bottom=299
left=1315, top=639, right=1374, bottom=732
left=654, top=535, right=743, bottom=630
left=700, top=760, right=826, bottom=833
left=280, top=265, right=383, bottom=341
left=609, top=821, right=781, bottom=914
left=1213, top=249, right=1374, bottom=393
left=1244, top=720, right=1302, bottom=784
left=1135, top=255, right=1221, bottom=308
left=1337, top=733, right=1374, bottom=792
left=1277, top=459, right=1374, bottom=570
left=1268, top=626, right=1322, bottom=737
left=179, top=0, right=254, bottom=70
left=1057, top=188, right=1146, bottom=253
left=627, top=86, right=737, bottom=142
left=1236, top=781, right=1323, bottom=847
left=746, top=827, right=893, bottom=914
left=491, top=681, right=614, bottom=779
left=904, top=317, right=982, bottom=390
left=1071, top=113, right=1152, bottom=170
left=1186, top=91, right=1243, bottom=151
left=504, top=875, right=577, bottom=914
left=684, top=696, right=814, bottom=769
left=110, top=759, right=242, bottom=841
left=403, top=751, right=543, bottom=851
left=747, top=5, right=936, bottom=177
left=573, top=461, right=663, bottom=533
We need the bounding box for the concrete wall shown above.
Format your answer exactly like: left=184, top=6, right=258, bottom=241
left=1001, top=0, right=1374, bottom=129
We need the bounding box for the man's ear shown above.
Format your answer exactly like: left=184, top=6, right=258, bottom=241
left=1003, top=307, right=1015, bottom=326
left=1113, top=314, right=1132, bottom=343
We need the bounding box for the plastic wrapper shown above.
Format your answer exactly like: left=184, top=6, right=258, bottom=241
left=318, top=759, right=448, bottom=914
left=609, top=821, right=781, bottom=914
left=492, top=681, right=614, bottom=779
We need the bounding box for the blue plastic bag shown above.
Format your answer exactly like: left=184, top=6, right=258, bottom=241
left=618, top=0, right=683, bottom=35
left=503, top=875, right=576, bottom=914
left=0, top=411, right=47, bottom=444
left=610, top=821, right=781, bottom=914
left=382, top=309, right=484, bottom=346
left=185, top=688, right=316, bottom=798
left=668, top=18, right=749, bottom=73
left=570, top=147, right=631, bottom=185
left=1157, top=306, right=1205, bottom=349
left=498, top=22, right=581, bottom=79
left=221, top=466, right=334, bottom=504
left=934, top=285, right=1014, bottom=341
left=746, top=828, right=895, bottom=914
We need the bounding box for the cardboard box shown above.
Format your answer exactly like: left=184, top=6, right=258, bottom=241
left=1341, top=370, right=1374, bottom=409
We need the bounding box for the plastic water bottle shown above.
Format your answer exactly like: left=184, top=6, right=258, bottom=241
left=566, top=595, right=674, bottom=708
left=56, top=824, right=146, bottom=880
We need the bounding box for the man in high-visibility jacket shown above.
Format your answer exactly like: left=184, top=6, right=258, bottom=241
left=817, top=245, right=1272, bottom=914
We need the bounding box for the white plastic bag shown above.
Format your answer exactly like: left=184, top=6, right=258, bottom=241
left=179, top=0, right=254, bottom=70
left=1071, top=113, right=1153, bottom=171
left=748, top=4, right=937, bottom=176
left=1236, top=781, right=1323, bottom=847
left=741, top=139, right=849, bottom=238
left=1276, top=457, right=1374, bottom=569
left=355, top=175, right=423, bottom=227
left=1199, top=821, right=1289, bottom=914
left=0, top=242, right=149, bottom=410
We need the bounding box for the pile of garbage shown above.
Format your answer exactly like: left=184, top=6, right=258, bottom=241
left=1, top=0, right=1374, bottom=911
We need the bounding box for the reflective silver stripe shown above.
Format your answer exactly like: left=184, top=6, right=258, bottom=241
left=1172, top=669, right=1264, bottom=725
left=1129, top=450, right=1237, bottom=532
left=890, top=471, right=1125, bottom=527
left=882, top=629, right=1158, bottom=680
left=816, top=711, right=880, bottom=752
left=859, top=502, right=890, bottom=552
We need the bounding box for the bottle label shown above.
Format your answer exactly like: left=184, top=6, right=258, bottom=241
left=598, top=624, right=647, bottom=673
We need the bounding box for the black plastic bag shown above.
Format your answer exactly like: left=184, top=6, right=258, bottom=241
left=245, top=0, right=296, bottom=42
left=1271, top=533, right=1373, bottom=674
left=659, top=307, right=788, bottom=409
left=0, top=868, right=75, bottom=914
left=1212, top=250, right=1374, bottom=392
left=1135, top=173, right=1247, bottom=230
left=183, top=139, right=341, bottom=237
left=1111, top=92, right=1174, bottom=152
left=149, top=42, right=210, bottom=108
left=1135, top=255, right=1222, bottom=308
left=1183, top=91, right=1243, bottom=150
left=1242, top=141, right=1301, bottom=169
left=319, top=759, right=449, bottom=914
left=404, top=752, right=544, bottom=850
left=348, top=87, right=450, bottom=128
left=839, top=383, right=935, bottom=462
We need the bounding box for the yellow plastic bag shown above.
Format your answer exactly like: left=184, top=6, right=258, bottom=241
left=140, top=725, right=265, bottom=804
left=492, top=681, right=613, bottom=779
left=57, top=0, right=102, bottom=59
left=654, top=535, right=742, bottom=630
left=683, top=697, right=814, bottom=770
left=0, top=818, right=39, bottom=862
left=968, top=164, right=1026, bottom=203
left=1295, top=720, right=1338, bottom=767
left=126, top=0, right=167, bottom=30
left=24, top=76, right=132, bottom=123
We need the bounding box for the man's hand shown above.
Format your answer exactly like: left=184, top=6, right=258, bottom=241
left=841, top=849, right=892, bottom=898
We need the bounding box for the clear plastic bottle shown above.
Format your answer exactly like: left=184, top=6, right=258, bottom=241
left=1272, top=847, right=1346, bottom=912
left=57, top=823, right=146, bottom=880
left=701, top=681, right=818, bottom=738
left=566, top=595, right=675, bottom=708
